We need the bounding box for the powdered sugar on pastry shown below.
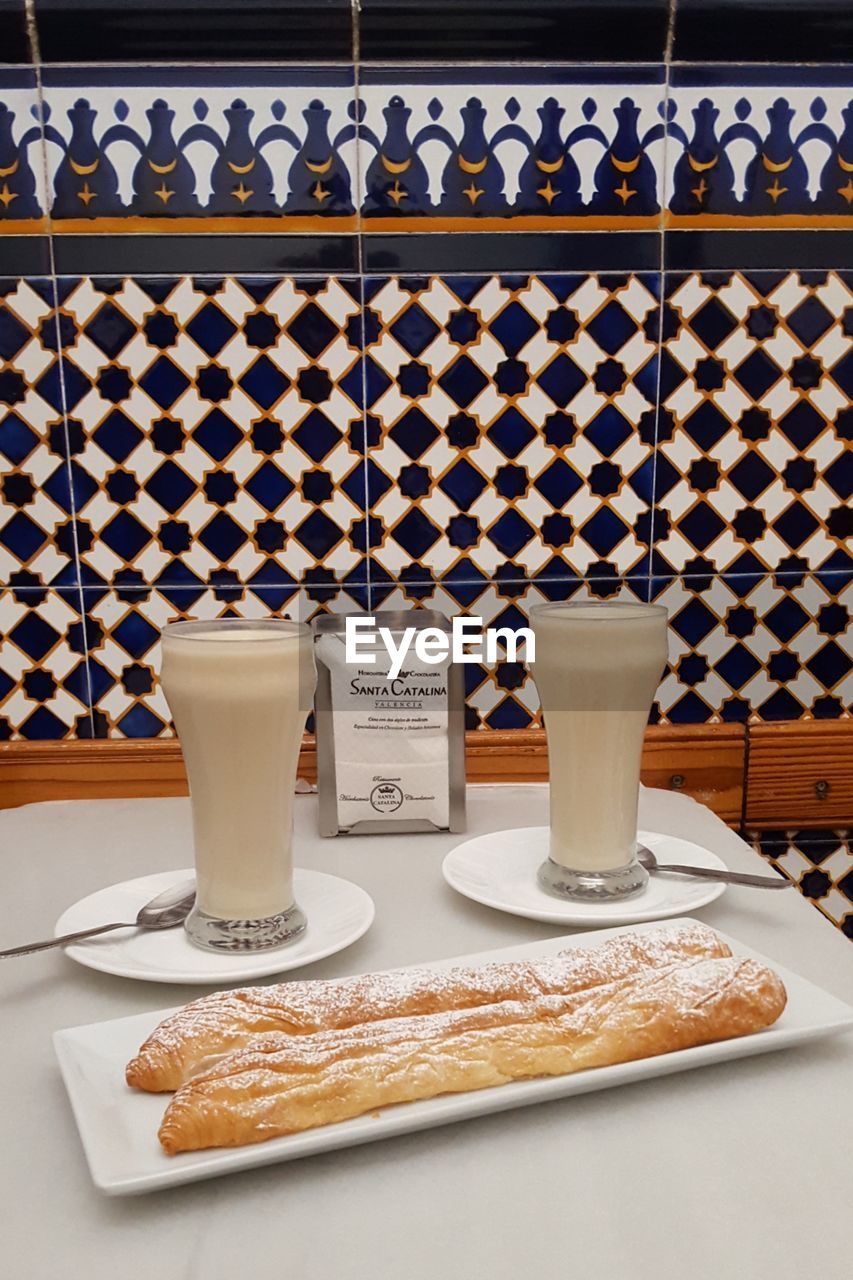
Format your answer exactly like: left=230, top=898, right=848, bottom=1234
left=127, top=923, right=730, bottom=1092
left=158, top=957, right=787, bottom=1154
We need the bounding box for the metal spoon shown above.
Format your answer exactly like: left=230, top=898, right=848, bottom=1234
left=0, top=879, right=196, bottom=958
left=637, top=845, right=791, bottom=890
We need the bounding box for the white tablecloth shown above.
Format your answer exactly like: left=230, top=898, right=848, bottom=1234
left=2, top=785, right=852, bottom=1280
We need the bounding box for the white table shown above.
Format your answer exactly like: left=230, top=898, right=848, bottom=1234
left=2, top=785, right=852, bottom=1280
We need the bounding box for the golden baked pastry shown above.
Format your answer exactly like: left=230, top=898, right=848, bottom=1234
left=158, top=956, right=786, bottom=1153
left=127, top=922, right=731, bottom=1092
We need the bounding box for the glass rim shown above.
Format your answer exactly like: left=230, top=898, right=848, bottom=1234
left=529, top=601, right=668, bottom=621
left=160, top=618, right=311, bottom=643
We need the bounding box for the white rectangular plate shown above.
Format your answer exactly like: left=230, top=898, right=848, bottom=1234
left=54, top=918, right=853, bottom=1195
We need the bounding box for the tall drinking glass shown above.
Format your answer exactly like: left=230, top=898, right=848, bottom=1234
left=530, top=602, right=668, bottom=902
left=160, top=619, right=315, bottom=952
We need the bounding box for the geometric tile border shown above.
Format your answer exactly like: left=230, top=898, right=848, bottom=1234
left=6, top=70, right=853, bottom=227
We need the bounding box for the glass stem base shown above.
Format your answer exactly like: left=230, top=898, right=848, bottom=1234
left=184, top=900, right=307, bottom=953
left=537, top=856, right=648, bottom=902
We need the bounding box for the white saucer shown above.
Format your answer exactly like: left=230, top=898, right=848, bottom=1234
left=55, top=868, right=375, bottom=984
left=442, top=828, right=727, bottom=927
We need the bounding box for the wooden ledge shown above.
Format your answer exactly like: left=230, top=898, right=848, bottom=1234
left=0, top=724, right=746, bottom=824
left=1, top=721, right=848, bottom=828
left=464, top=725, right=746, bottom=824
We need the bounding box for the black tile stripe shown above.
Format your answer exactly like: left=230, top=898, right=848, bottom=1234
left=27, top=1, right=673, bottom=66
left=174, top=228, right=851, bottom=276
left=0, top=0, right=29, bottom=63
left=0, top=237, right=51, bottom=275
left=363, top=231, right=662, bottom=274
left=673, top=0, right=853, bottom=64
left=665, top=231, right=853, bottom=272
left=31, top=0, right=356, bottom=64
left=358, top=1, right=670, bottom=63
left=50, top=234, right=359, bottom=276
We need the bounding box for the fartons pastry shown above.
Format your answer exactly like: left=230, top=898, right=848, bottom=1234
left=127, top=922, right=732, bottom=1092
left=158, top=956, right=787, bottom=1154
left=123, top=923, right=786, bottom=1155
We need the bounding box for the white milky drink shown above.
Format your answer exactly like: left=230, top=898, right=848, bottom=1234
left=160, top=620, right=315, bottom=949
left=531, top=603, right=668, bottom=878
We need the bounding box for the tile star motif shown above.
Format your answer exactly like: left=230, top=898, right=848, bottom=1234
left=371, top=578, right=649, bottom=730
left=752, top=829, right=853, bottom=940
left=653, top=574, right=852, bottom=723
left=55, top=277, right=367, bottom=587
left=365, top=274, right=660, bottom=580
left=2, top=259, right=851, bottom=741
left=656, top=271, right=853, bottom=578
left=0, top=588, right=90, bottom=738
left=0, top=281, right=80, bottom=587
left=374, top=570, right=850, bottom=727
left=83, top=586, right=368, bottom=737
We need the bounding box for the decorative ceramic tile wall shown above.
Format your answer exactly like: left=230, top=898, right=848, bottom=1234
left=752, top=828, right=853, bottom=939
left=363, top=272, right=659, bottom=581
left=1, top=0, right=853, bottom=743
left=652, top=573, right=851, bottom=723
left=2, top=263, right=852, bottom=736
left=50, top=275, right=368, bottom=590
left=0, top=278, right=77, bottom=588
left=82, top=585, right=366, bottom=738
left=34, top=70, right=359, bottom=229
left=357, top=69, right=666, bottom=225
left=666, top=68, right=853, bottom=224
left=0, top=584, right=89, bottom=739
left=655, top=270, right=852, bottom=579
left=0, top=70, right=49, bottom=229
left=370, top=573, right=852, bottom=729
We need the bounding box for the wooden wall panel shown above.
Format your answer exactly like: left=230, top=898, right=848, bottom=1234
left=745, top=722, right=853, bottom=828
left=639, top=724, right=745, bottom=825
left=463, top=727, right=747, bottom=823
